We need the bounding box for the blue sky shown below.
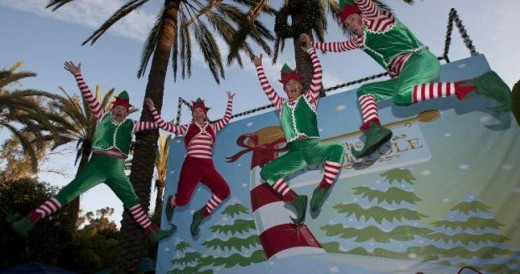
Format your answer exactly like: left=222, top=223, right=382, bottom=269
left=1, top=0, right=519, bottom=225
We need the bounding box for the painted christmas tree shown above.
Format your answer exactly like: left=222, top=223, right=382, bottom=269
left=169, top=241, right=210, bottom=274
left=321, top=168, right=435, bottom=261
left=425, top=194, right=513, bottom=273
left=506, top=248, right=520, bottom=272
left=198, top=202, right=266, bottom=272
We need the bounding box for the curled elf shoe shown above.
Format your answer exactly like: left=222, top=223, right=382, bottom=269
left=190, top=209, right=208, bottom=237
left=11, top=215, right=33, bottom=238
left=5, top=212, right=22, bottom=224
left=351, top=123, right=393, bottom=159
left=310, top=185, right=330, bottom=213
left=458, top=71, right=512, bottom=113
left=146, top=223, right=176, bottom=243
left=287, top=195, right=308, bottom=224
left=9, top=212, right=41, bottom=238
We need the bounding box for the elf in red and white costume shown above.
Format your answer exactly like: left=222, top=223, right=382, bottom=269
left=145, top=92, right=234, bottom=236
left=301, top=0, right=511, bottom=158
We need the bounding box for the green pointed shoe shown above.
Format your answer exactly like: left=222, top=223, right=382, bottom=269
left=463, top=71, right=512, bottom=113
left=11, top=215, right=32, bottom=238
left=310, top=186, right=329, bottom=213
left=148, top=224, right=176, bottom=243
left=287, top=195, right=308, bottom=224
left=5, top=213, right=22, bottom=224
left=351, top=123, right=393, bottom=159
left=190, top=210, right=208, bottom=237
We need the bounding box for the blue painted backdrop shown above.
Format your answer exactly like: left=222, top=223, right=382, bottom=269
left=157, top=55, right=520, bottom=274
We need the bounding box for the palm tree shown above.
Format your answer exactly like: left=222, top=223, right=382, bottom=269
left=46, top=0, right=274, bottom=271
left=0, top=62, right=64, bottom=173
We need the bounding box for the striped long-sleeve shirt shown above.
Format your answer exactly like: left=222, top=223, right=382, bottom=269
left=311, top=0, right=412, bottom=78
left=74, top=73, right=160, bottom=133
left=150, top=97, right=233, bottom=159
left=255, top=47, right=322, bottom=112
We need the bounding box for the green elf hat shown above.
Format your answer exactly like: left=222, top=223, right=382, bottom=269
left=338, top=0, right=361, bottom=22
left=279, top=64, right=304, bottom=86
left=112, top=90, right=133, bottom=109
left=192, top=98, right=210, bottom=114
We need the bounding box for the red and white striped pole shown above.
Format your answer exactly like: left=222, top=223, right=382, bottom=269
left=227, top=127, right=325, bottom=259
left=250, top=168, right=324, bottom=259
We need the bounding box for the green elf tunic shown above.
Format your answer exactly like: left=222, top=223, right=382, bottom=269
left=356, top=18, right=440, bottom=106
left=55, top=113, right=140, bottom=207
left=260, top=96, right=344, bottom=185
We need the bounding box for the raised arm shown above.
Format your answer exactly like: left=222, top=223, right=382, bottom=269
left=212, top=92, right=234, bottom=132
left=145, top=98, right=188, bottom=134
left=302, top=44, right=323, bottom=104
left=64, top=61, right=104, bottom=122
left=306, top=34, right=360, bottom=53
left=133, top=120, right=160, bottom=133
left=253, top=55, right=283, bottom=112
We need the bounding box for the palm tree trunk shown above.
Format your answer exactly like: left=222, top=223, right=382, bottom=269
left=114, top=0, right=180, bottom=272
left=290, top=0, right=325, bottom=96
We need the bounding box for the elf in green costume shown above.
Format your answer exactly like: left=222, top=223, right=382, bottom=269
left=252, top=40, right=345, bottom=224
left=301, top=0, right=512, bottom=158
left=7, top=61, right=175, bottom=242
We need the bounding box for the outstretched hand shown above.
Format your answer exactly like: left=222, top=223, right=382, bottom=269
left=252, top=54, right=263, bottom=66
left=145, top=97, right=155, bottom=110
left=64, top=61, right=81, bottom=75
left=226, top=91, right=235, bottom=100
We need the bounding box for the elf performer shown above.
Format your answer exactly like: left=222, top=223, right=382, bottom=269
left=145, top=91, right=234, bottom=237
left=251, top=40, right=345, bottom=224
left=7, top=61, right=175, bottom=242
left=301, top=0, right=511, bottom=158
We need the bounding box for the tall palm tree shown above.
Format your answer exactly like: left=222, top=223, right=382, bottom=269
left=46, top=0, right=274, bottom=271
left=0, top=62, right=63, bottom=173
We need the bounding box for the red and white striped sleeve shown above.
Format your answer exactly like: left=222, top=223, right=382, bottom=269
left=354, top=0, right=380, bottom=21
left=311, top=38, right=360, bottom=53
left=74, top=73, right=104, bottom=123
left=304, top=48, right=323, bottom=106
left=133, top=121, right=160, bottom=133
left=255, top=64, right=283, bottom=112
left=355, top=0, right=394, bottom=32
left=212, top=97, right=233, bottom=132
left=150, top=108, right=188, bottom=134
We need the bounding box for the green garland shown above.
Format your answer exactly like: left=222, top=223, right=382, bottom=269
left=274, top=0, right=321, bottom=38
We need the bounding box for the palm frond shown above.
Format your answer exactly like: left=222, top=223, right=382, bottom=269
left=0, top=122, right=38, bottom=173
left=183, top=0, right=220, bottom=27
left=46, top=0, right=76, bottom=11
left=0, top=71, right=37, bottom=89
left=138, top=9, right=164, bottom=78
left=194, top=21, right=224, bottom=83
left=81, top=0, right=150, bottom=46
